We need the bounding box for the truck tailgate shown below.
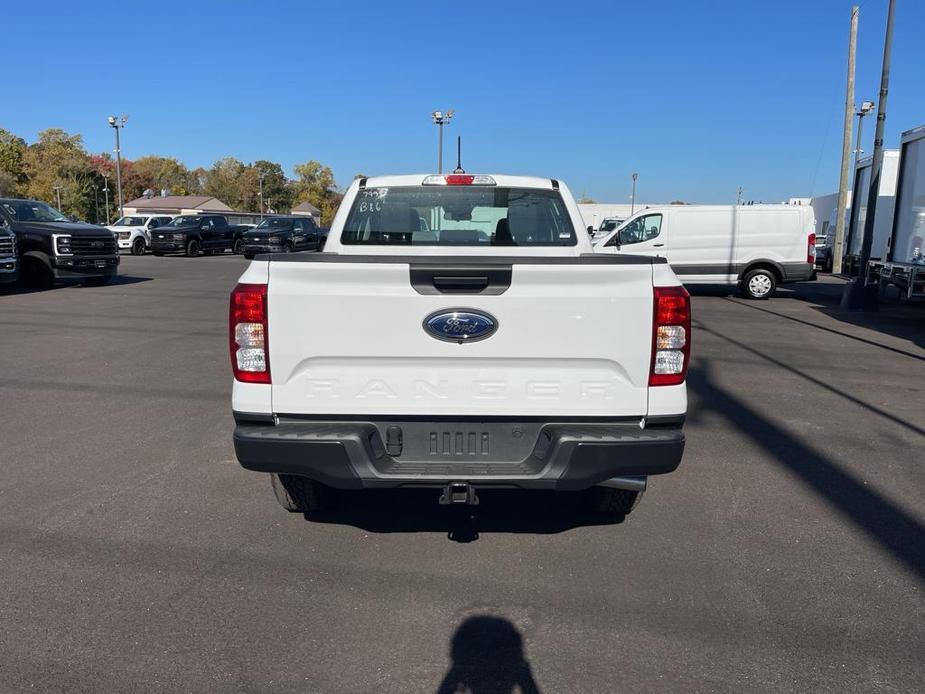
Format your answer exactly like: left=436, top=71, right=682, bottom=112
left=267, top=256, right=654, bottom=417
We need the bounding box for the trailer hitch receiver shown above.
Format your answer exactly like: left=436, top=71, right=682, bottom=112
left=439, top=481, right=479, bottom=506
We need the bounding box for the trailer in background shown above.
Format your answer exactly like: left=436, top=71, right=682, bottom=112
left=868, top=125, right=925, bottom=300
left=842, top=150, right=899, bottom=275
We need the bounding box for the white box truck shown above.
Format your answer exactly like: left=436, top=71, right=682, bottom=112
left=870, top=125, right=925, bottom=299
left=593, top=204, right=816, bottom=299
left=843, top=150, right=899, bottom=275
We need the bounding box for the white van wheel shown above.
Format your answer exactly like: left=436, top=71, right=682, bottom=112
left=743, top=269, right=776, bottom=299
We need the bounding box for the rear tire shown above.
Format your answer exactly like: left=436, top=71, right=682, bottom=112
left=741, top=268, right=776, bottom=300
left=587, top=486, right=642, bottom=517
left=153, top=252, right=164, bottom=257
left=271, top=474, right=336, bottom=512
left=233, top=238, right=244, bottom=255
left=186, top=238, right=201, bottom=257
left=131, top=237, right=146, bottom=255
left=244, top=253, right=255, bottom=260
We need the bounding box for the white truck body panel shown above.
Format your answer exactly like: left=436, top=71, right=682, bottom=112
left=887, top=129, right=925, bottom=265
left=593, top=204, right=815, bottom=285
left=266, top=259, right=659, bottom=417
left=847, top=150, right=899, bottom=259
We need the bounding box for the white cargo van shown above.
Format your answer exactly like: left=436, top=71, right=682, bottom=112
left=593, top=204, right=816, bottom=298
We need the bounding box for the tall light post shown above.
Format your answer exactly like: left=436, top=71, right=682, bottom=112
left=431, top=110, right=454, bottom=173
left=94, top=185, right=100, bottom=224
left=107, top=114, right=128, bottom=218
left=630, top=173, right=638, bottom=215
left=852, top=100, right=876, bottom=171
left=53, top=183, right=62, bottom=210
left=102, top=173, right=111, bottom=223
left=258, top=169, right=267, bottom=220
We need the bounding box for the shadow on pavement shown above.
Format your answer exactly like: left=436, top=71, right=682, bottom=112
left=693, top=319, right=925, bottom=438
left=0, top=275, right=153, bottom=296
left=723, top=279, right=925, bottom=355
left=305, top=488, right=624, bottom=543
left=436, top=615, right=541, bottom=694
left=688, top=363, right=925, bottom=584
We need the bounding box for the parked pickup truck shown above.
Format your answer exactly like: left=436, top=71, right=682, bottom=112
left=0, top=198, right=119, bottom=288
left=150, top=214, right=247, bottom=257
left=231, top=173, right=689, bottom=517
left=241, top=215, right=324, bottom=258
left=107, top=214, right=174, bottom=255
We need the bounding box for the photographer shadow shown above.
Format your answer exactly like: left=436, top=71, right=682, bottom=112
left=436, top=615, right=541, bottom=694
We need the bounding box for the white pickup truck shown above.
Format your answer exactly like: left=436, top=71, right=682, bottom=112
left=230, top=173, right=689, bottom=517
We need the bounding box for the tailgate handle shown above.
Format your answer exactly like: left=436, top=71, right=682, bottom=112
left=410, top=265, right=512, bottom=295
left=433, top=275, right=489, bottom=292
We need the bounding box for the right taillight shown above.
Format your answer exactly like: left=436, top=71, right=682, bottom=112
left=649, top=285, right=691, bottom=387
left=230, top=283, right=270, bottom=384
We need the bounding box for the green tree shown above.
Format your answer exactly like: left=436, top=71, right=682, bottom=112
left=253, top=160, right=293, bottom=213
left=292, top=160, right=338, bottom=225
left=123, top=155, right=195, bottom=201
left=204, top=156, right=251, bottom=209
left=21, top=129, right=101, bottom=221
left=0, top=128, right=27, bottom=195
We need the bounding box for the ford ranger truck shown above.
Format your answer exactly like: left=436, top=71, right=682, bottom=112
left=231, top=174, right=689, bottom=517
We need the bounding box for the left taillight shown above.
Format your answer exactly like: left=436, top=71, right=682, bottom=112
left=649, top=285, right=691, bottom=387
left=807, top=232, right=816, bottom=264
left=230, top=283, right=270, bottom=384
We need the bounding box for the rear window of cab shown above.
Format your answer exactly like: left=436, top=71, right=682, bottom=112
left=341, top=186, right=576, bottom=246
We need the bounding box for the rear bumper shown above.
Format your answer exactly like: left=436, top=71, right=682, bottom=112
left=782, top=262, right=816, bottom=282
left=232, top=418, right=685, bottom=491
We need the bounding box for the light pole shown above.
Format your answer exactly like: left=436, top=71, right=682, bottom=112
left=852, top=100, right=876, bottom=171
left=102, top=173, right=111, bottom=223
left=630, top=173, right=638, bottom=215
left=94, top=185, right=100, bottom=224
left=107, top=114, right=128, bottom=218
left=53, top=184, right=62, bottom=210
left=258, top=170, right=267, bottom=220
left=431, top=110, right=455, bottom=173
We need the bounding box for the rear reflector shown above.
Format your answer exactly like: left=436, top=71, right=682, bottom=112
left=807, top=232, right=816, bottom=264
left=650, top=285, right=691, bottom=387
left=230, top=283, right=270, bottom=384
left=422, top=174, right=496, bottom=186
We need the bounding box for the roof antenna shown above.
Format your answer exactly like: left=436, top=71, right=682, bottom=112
left=453, top=136, right=465, bottom=174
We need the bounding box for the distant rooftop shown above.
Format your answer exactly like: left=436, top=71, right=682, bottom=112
left=124, top=195, right=232, bottom=211
left=292, top=201, right=321, bottom=214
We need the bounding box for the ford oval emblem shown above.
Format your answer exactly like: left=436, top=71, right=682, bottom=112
left=424, top=309, right=498, bottom=343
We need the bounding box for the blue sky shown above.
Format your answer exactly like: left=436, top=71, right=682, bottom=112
left=3, top=0, right=923, bottom=203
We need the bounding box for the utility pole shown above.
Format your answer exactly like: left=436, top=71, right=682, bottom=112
left=94, top=185, right=100, bottom=224
left=853, top=101, right=876, bottom=171
left=833, top=5, right=858, bottom=276
left=736, top=186, right=743, bottom=205
left=842, top=0, right=895, bottom=311
left=53, top=184, right=62, bottom=210
left=630, top=173, right=638, bottom=215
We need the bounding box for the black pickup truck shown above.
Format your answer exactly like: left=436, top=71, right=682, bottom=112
left=150, top=214, right=248, bottom=256
left=240, top=215, right=324, bottom=258
left=0, top=198, right=119, bottom=288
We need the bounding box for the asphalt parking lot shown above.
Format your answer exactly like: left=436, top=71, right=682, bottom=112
left=1, top=256, right=923, bottom=693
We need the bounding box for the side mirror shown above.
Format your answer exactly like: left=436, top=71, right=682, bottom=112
left=586, top=225, right=593, bottom=234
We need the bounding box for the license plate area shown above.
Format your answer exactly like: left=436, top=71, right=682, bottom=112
left=95, top=260, right=106, bottom=268
left=375, top=421, right=545, bottom=463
